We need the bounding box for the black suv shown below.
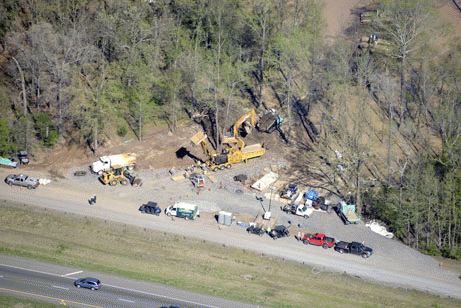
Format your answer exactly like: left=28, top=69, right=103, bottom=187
left=268, top=225, right=290, bottom=240
left=246, top=225, right=265, bottom=236
left=139, top=201, right=161, bottom=215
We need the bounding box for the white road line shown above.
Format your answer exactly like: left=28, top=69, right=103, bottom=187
left=118, top=298, right=135, bottom=303
left=52, top=285, right=69, bottom=290
left=0, top=263, right=59, bottom=277
left=63, top=270, right=83, bottom=277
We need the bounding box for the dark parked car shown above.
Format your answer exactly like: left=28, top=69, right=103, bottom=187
left=74, top=277, right=101, bottom=290
left=233, top=174, right=248, bottom=184
left=246, top=225, right=265, bottom=236
left=9, top=151, right=29, bottom=165
left=280, top=184, right=298, bottom=199
left=16, top=151, right=29, bottom=164
left=268, top=225, right=290, bottom=240
left=334, top=241, right=373, bottom=258
left=4, top=174, right=39, bottom=189
left=139, top=201, right=161, bottom=215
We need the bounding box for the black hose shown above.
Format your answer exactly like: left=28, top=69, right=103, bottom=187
left=453, top=0, right=461, bottom=12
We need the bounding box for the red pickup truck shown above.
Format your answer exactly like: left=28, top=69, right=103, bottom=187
left=296, top=232, right=335, bottom=249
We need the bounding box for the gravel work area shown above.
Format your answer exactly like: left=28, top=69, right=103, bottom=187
left=1, top=159, right=461, bottom=300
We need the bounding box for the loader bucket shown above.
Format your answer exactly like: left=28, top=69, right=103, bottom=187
left=132, top=178, right=142, bottom=187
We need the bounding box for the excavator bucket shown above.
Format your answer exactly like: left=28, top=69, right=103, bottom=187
left=190, top=131, right=207, bottom=146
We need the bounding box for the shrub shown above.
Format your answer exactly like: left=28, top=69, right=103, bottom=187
left=0, top=119, right=17, bottom=156
left=446, top=248, right=461, bottom=260
left=117, top=126, right=128, bottom=137
left=42, top=130, right=60, bottom=148
left=422, top=243, right=441, bottom=256
left=33, top=113, right=59, bottom=148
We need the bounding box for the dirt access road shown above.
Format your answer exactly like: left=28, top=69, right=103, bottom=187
left=1, top=159, right=461, bottom=300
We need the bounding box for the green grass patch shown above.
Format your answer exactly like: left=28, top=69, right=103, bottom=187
left=0, top=294, right=58, bottom=308
left=0, top=202, right=460, bottom=308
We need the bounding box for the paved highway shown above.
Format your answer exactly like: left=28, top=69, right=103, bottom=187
left=0, top=258, right=262, bottom=308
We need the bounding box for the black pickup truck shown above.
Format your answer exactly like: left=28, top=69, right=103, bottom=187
left=334, top=241, right=373, bottom=258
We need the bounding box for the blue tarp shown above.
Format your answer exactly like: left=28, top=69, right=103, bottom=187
left=304, top=189, right=319, bottom=201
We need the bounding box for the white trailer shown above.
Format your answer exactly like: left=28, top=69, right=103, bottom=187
left=91, top=153, right=137, bottom=175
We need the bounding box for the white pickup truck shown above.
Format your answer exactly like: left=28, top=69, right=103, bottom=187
left=281, top=203, right=314, bottom=218
left=5, top=174, right=39, bottom=189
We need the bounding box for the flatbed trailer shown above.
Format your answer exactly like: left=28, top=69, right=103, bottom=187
left=335, top=203, right=360, bottom=224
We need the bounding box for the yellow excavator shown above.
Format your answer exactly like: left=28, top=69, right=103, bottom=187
left=222, top=109, right=257, bottom=149
left=191, top=131, right=265, bottom=172
left=222, top=108, right=284, bottom=149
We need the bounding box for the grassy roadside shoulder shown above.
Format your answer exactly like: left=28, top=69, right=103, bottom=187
left=0, top=294, right=58, bottom=308
left=0, top=201, right=460, bottom=308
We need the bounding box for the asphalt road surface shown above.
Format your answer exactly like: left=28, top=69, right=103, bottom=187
left=1, top=162, right=461, bottom=300
left=0, top=259, right=262, bottom=308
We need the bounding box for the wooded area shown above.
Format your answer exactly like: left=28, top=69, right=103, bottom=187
left=1, top=0, right=461, bottom=258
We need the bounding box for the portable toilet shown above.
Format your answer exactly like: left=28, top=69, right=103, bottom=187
left=218, top=211, right=232, bottom=226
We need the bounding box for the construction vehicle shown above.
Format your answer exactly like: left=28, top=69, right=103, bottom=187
left=222, top=108, right=284, bottom=147
left=222, top=109, right=257, bottom=146
left=334, top=202, right=360, bottom=224
left=257, top=109, right=284, bottom=133
left=91, top=153, right=137, bottom=175
left=190, top=131, right=265, bottom=171
left=99, top=166, right=142, bottom=186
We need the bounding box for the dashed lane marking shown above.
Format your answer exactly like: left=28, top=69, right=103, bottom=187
left=63, top=270, right=83, bottom=277
left=118, top=298, right=135, bottom=303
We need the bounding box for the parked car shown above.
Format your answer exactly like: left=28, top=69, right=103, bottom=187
left=281, top=203, right=313, bottom=218
left=139, top=201, right=161, bottom=215
left=246, top=225, right=265, bottom=236
left=233, top=174, right=248, bottom=184
left=268, top=225, right=290, bottom=240
left=280, top=184, right=298, bottom=199
left=4, top=174, right=39, bottom=189
left=190, top=173, right=205, bottom=187
left=10, top=151, right=29, bottom=165
left=0, top=157, right=18, bottom=168
left=334, top=241, right=373, bottom=258
left=297, top=232, right=336, bottom=249
left=74, top=277, right=101, bottom=290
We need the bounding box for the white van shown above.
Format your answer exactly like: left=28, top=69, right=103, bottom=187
left=165, top=202, right=200, bottom=220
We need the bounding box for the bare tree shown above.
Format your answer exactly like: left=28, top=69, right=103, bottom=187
left=371, top=0, right=439, bottom=121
